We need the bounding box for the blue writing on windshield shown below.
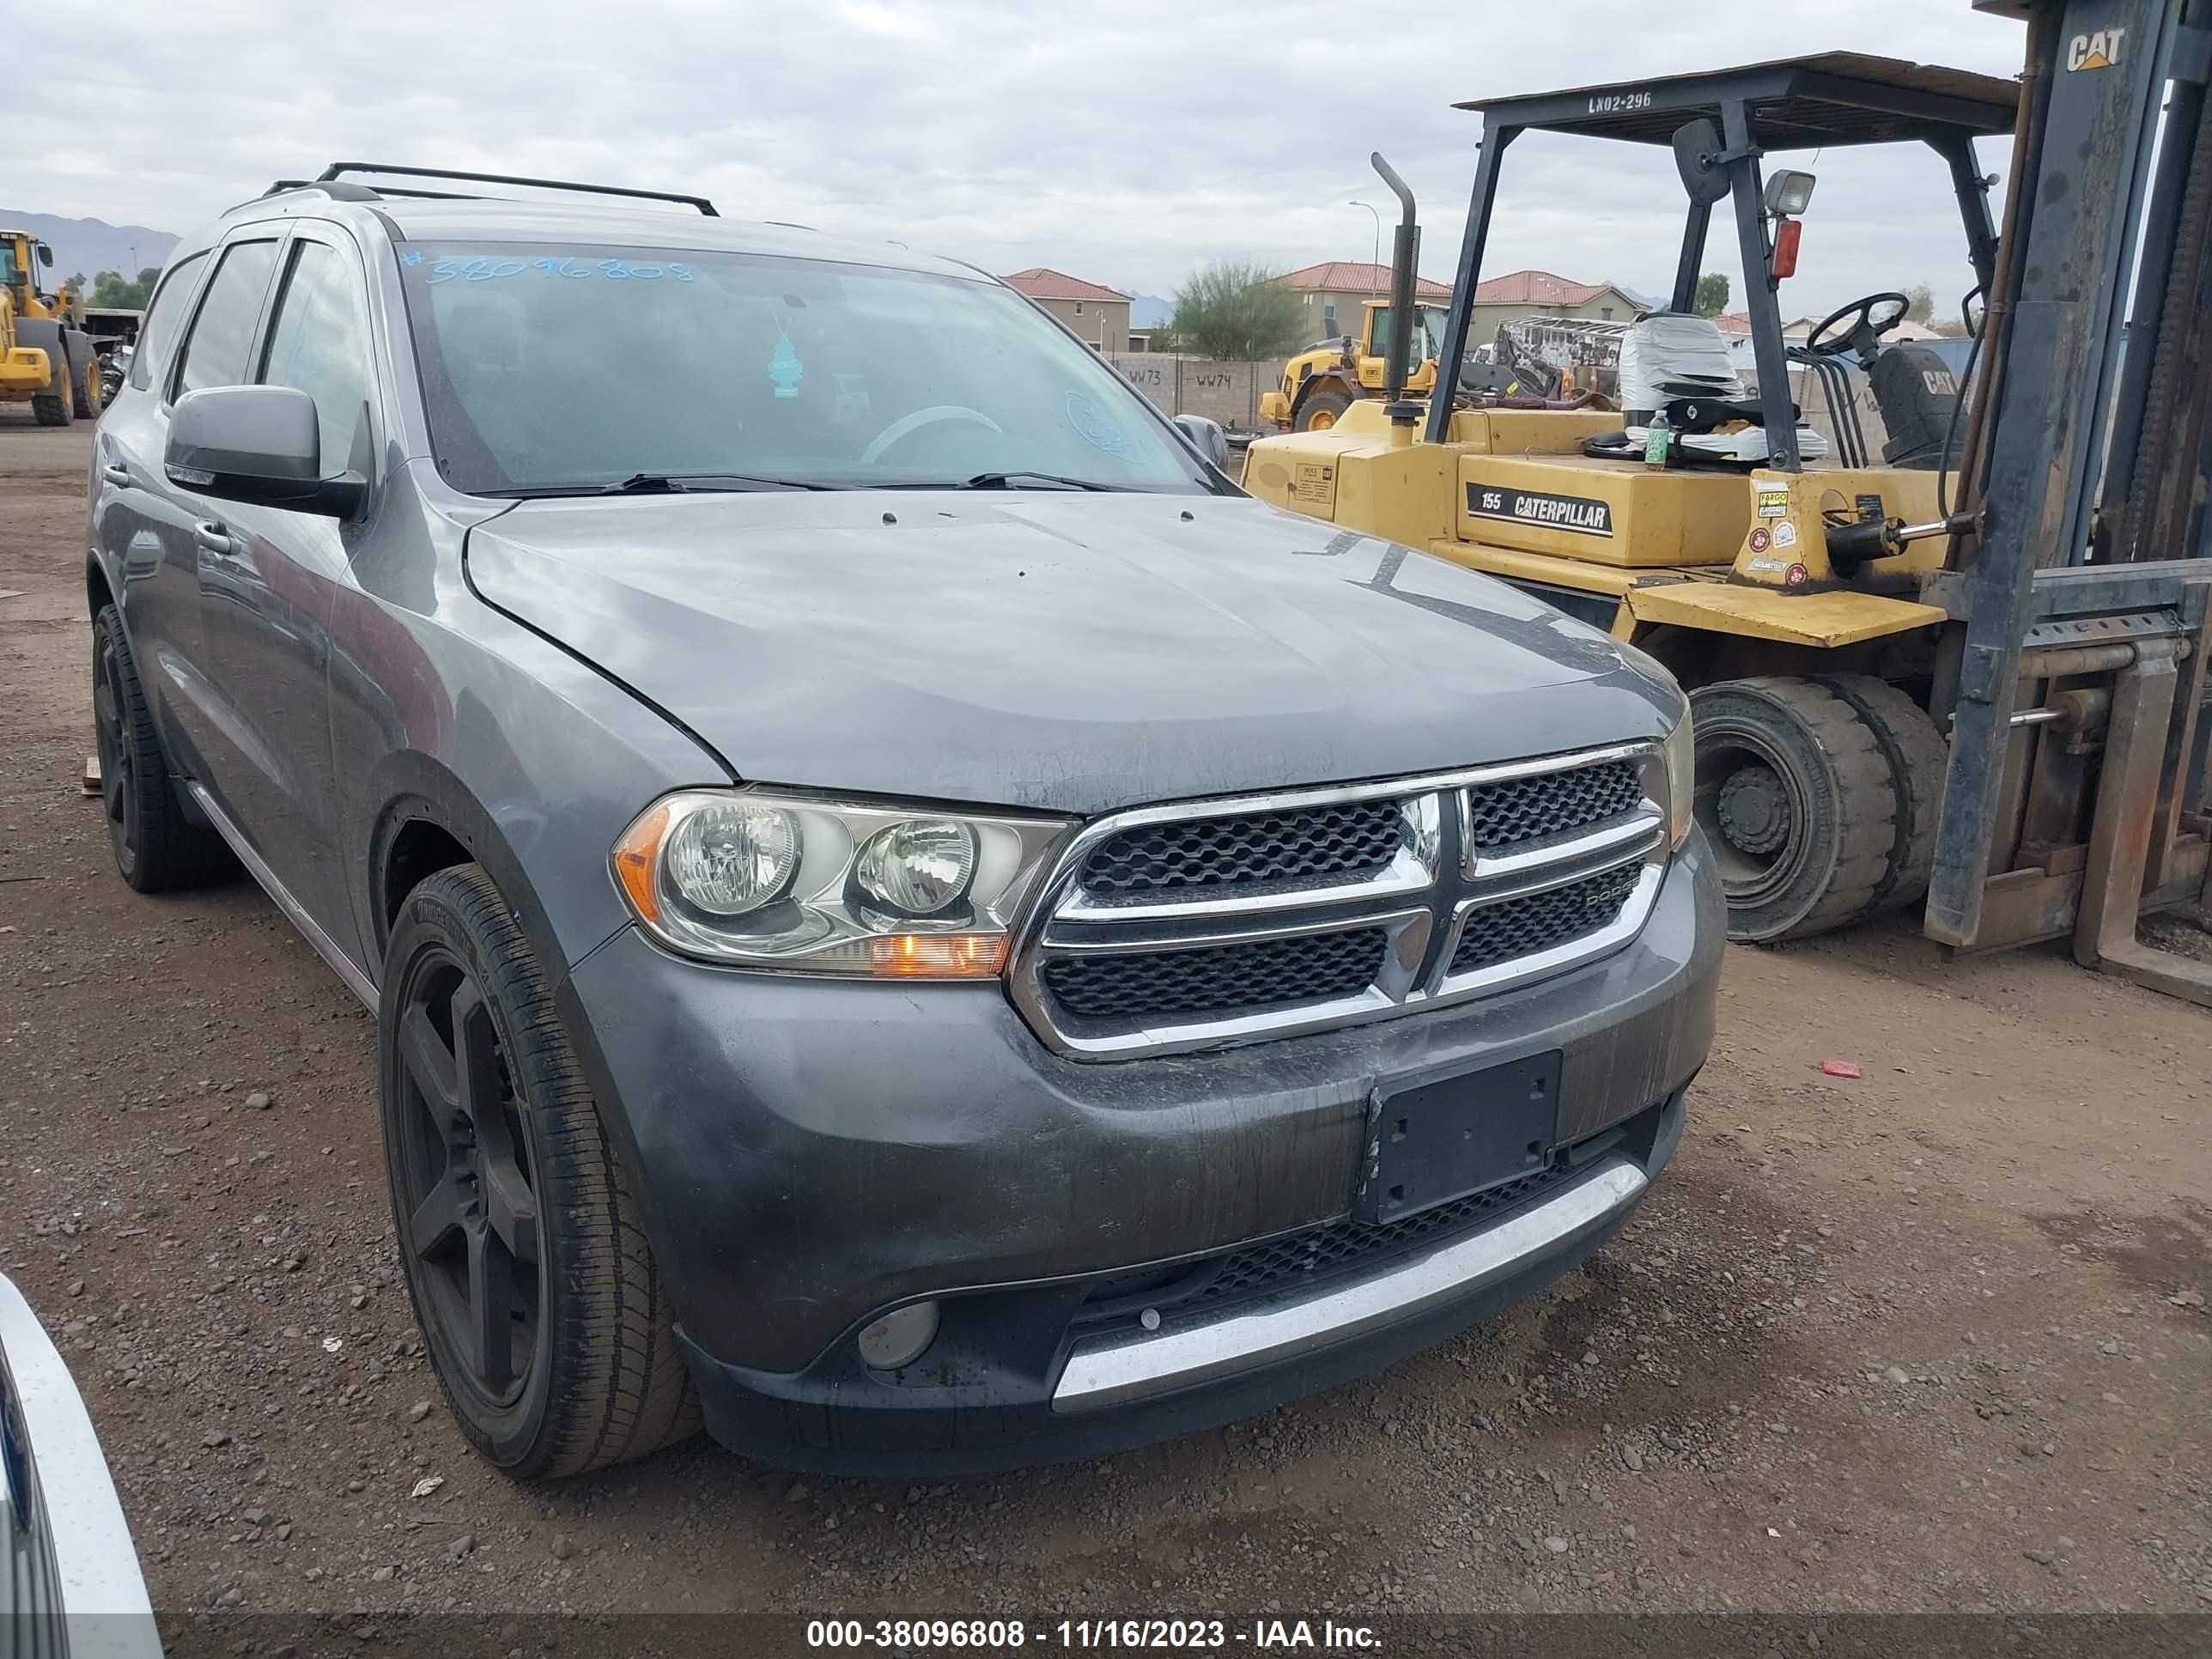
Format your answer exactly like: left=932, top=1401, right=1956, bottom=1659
left=421, top=255, right=696, bottom=286
left=1064, top=392, right=1134, bottom=458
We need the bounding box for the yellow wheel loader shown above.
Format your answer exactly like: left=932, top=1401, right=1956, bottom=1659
left=1259, top=297, right=1454, bottom=431
left=1247, top=55, right=2019, bottom=944
left=1, top=228, right=100, bottom=426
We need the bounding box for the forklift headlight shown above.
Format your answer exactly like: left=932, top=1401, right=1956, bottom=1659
left=1663, top=714, right=1695, bottom=851
left=1764, top=170, right=1817, bottom=219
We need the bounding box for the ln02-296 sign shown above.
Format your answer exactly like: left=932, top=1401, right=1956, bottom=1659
left=1465, top=483, right=1615, bottom=538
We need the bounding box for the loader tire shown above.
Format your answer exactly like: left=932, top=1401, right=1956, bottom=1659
left=70, top=341, right=102, bottom=421
left=32, top=349, right=72, bottom=427
left=1687, top=676, right=1896, bottom=944
left=1297, top=386, right=1353, bottom=431
left=1812, top=673, right=1949, bottom=920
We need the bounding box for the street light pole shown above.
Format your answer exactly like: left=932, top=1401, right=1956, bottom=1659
left=1348, top=201, right=1381, bottom=295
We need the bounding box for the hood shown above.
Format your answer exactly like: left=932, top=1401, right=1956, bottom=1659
left=464, top=491, right=1680, bottom=816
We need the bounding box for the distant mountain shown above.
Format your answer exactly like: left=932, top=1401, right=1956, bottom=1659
left=1127, top=292, right=1174, bottom=329
left=3, top=212, right=179, bottom=285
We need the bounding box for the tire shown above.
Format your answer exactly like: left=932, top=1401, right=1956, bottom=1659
left=90, top=604, right=234, bottom=891
left=70, top=342, right=102, bottom=421
left=32, top=349, right=71, bottom=427
left=1297, top=386, right=1353, bottom=431
left=1812, top=674, right=1948, bottom=919
left=1686, top=676, right=1897, bottom=943
left=380, top=865, right=698, bottom=1479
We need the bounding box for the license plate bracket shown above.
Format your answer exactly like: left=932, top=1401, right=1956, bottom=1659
left=1356, top=1051, right=1563, bottom=1225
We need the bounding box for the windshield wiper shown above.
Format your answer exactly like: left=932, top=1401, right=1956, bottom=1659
left=876, top=471, right=1125, bottom=492
left=601, top=471, right=835, bottom=494
left=963, top=470, right=1126, bottom=491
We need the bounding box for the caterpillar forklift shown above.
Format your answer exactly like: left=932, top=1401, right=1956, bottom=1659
left=1246, top=7, right=2212, bottom=1003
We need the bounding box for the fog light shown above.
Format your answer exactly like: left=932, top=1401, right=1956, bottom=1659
left=855, top=1300, right=940, bottom=1370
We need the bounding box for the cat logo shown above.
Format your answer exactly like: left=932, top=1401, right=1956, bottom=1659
left=2067, top=26, right=2127, bottom=70
left=1923, top=368, right=1960, bottom=397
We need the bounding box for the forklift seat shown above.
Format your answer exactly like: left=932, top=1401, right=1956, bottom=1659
left=1594, top=310, right=1830, bottom=466
left=1620, top=312, right=1744, bottom=426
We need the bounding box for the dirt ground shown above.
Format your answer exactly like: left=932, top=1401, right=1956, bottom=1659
left=3, top=417, right=2209, bottom=1631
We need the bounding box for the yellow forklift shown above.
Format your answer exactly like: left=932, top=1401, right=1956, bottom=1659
left=1247, top=54, right=2019, bottom=943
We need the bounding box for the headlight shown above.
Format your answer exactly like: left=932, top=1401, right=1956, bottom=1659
left=612, top=791, right=1071, bottom=977
left=1662, top=710, right=1695, bottom=850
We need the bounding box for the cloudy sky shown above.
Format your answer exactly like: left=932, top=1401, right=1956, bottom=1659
left=17, top=1, right=2027, bottom=319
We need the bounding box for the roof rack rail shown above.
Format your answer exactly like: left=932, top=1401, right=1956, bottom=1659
left=315, top=163, right=717, bottom=216
left=256, top=179, right=385, bottom=204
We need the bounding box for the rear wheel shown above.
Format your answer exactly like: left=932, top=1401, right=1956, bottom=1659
left=380, top=865, right=699, bottom=1479
left=71, top=349, right=102, bottom=421
left=91, top=605, right=234, bottom=891
left=1687, top=676, right=1896, bottom=943
left=1297, top=386, right=1352, bottom=431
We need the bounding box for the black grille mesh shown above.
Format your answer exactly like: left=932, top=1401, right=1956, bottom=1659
left=1043, top=928, right=1386, bottom=1024
left=1076, top=1160, right=1578, bottom=1332
left=1465, top=760, right=1642, bottom=850
left=1079, top=799, right=1405, bottom=901
left=1450, top=861, right=1641, bottom=975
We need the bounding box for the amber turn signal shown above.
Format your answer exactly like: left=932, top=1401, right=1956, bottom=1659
left=611, top=801, right=670, bottom=926
left=867, top=933, right=1010, bottom=978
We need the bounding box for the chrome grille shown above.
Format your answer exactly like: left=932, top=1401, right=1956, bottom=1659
left=1013, top=744, right=1672, bottom=1060
left=1043, top=929, right=1389, bottom=1023
left=1465, top=760, right=1642, bottom=850
left=1450, top=862, right=1644, bottom=975
left=1079, top=800, right=1406, bottom=902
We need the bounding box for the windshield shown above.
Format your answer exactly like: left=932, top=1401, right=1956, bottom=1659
left=1368, top=305, right=1449, bottom=364
left=396, top=244, right=1212, bottom=495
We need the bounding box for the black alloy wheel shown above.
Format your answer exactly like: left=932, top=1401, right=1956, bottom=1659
left=380, top=864, right=697, bottom=1477
left=391, top=949, right=544, bottom=1407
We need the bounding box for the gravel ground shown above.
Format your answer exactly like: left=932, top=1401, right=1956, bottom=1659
left=3, top=418, right=2209, bottom=1634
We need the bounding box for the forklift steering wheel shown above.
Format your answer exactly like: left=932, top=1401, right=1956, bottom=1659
left=1805, top=292, right=1911, bottom=361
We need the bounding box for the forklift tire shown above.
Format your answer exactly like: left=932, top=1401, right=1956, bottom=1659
left=1297, top=387, right=1353, bottom=432
left=1811, top=674, right=1949, bottom=920
left=1687, top=676, right=1897, bottom=944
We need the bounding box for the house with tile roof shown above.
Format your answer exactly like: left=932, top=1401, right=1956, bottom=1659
left=1002, top=268, right=1133, bottom=352
left=1466, top=268, right=1645, bottom=350
left=1273, top=261, right=1454, bottom=345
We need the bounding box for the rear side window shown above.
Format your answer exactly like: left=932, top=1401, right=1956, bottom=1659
left=128, top=252, right=208, bottom=392
left=258, top=240, right=376, bottom=473
left=173, top=240, right=280, bottom=399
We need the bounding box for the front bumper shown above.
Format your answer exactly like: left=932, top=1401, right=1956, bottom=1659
left=560, top=830, right=1723, bottom=1474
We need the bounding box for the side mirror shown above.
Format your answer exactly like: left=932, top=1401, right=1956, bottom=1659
left=35, top=242, right=53, bottom=269
left=1172, top=413, right=1228, bottom=470
left=165, top=386, right=366, bottom=518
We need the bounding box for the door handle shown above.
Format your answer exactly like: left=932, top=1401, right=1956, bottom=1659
left=102, top=463, right=131, bottom=488
left=193, top=521, right=234, bottom=556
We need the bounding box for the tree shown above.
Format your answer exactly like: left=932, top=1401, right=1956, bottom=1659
left=1692, top=272, right=1731, bottom=319
left=88, top=267, right=161, bottom=310
left=1169, top=260, right=1305, bottom=361
left=1905, top=283, right=1936, bottom=325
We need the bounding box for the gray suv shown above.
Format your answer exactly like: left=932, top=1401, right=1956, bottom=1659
left=85, top=166, right=1722, bottom=1476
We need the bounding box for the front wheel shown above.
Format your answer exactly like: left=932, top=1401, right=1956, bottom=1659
left=1297, top=386, right=1353, bottom=431
left=32, top=350, right=71, bottom=427
left=1687, top=677, right=1899, bottom=943
left=380, top=866, right=698, bottom=1478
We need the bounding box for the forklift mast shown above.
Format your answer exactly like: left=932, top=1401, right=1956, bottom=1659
left=1930, top=0, right=2212, bottom=1000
